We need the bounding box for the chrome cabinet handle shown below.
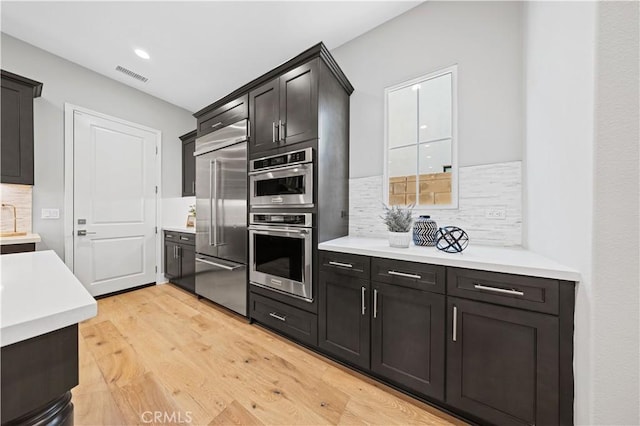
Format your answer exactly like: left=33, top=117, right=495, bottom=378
left=269, top=312, right=286, bottom=322
left=173, top=246, right=177, bottom=259
left=329, top=261, right=353, bottom=269
left=77, top=230, right=96, bottom=236
left=361, top=287, right=366, bottom=315
left=247, top=120, right=251, bottom=138
left=373, top=289, right=378, bottom=319
left=279, top=120, right=285, bottom=142
left=180, top=236, right=189, bottom=241
left=195, top=258, right=241, bottom=271
left=388, top=270, right=422, bottom=280
left=453, top=305, right=458, bottom=342
left=210, top=121, right=223, bottom=129
left=272, top=122, right=276, bottom=143
left=474, top=284, right=524, bottom=296
left=192, top=181, right=195, bottom=194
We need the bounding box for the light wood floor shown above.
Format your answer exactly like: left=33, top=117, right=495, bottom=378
left=75, top=284, right=465, bottom=425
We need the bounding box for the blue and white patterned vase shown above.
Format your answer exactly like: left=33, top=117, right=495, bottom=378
left=412, top=215, right=438, bottom=246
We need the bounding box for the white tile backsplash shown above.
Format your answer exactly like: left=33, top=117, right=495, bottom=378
left=349, top=161, right=522, bottom=246
left=162, top=197, right=195, bottom=229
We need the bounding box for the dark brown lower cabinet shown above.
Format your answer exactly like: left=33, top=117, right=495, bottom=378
left=446, top=296, right=559, bottom=426
left=371, top=282, right=445, bottom=400
left=164, top=231, right=195, bottom=294
left=164, top=240, right=181, bottom=279
left=318, top=271, right=370, bottom=369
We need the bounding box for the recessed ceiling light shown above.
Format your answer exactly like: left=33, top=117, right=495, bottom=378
left=420, top=125, right=427, bottom=129
left=411, top=84, right=421, bottom=91
left=134, top=49, right=150, bottom=60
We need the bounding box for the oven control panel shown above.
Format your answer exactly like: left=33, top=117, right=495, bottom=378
left=250, top=147, right=312, bottom=172
left=250, top=213, right=313, bottom=227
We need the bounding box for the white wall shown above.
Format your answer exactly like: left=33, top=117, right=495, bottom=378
left=1, top=33, right=195, bottom=259
left=525, top=2, right=639, bottom=424
left=331, top=1, right=524, bottom=178
left=591, top=2, right=639, bottom=424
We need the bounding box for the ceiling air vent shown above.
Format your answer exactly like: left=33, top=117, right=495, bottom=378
left=115, top=65, right=148, bottom=83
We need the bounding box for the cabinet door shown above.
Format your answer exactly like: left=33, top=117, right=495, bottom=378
left=164, top=241, right=181, bottom=279
left=177, top=244, right=195, bottom=293
left=447, top=297, right=559, bottom=426
left=371, top=282, right=445, bottom=400
left=1, top=78, right=34, bottom=185
left=249, top=78, right=280, bottom=155
left=318, top=271, right=370, bottom=369
left=182, top=139, right=196, bottom=197
left=279, top=60, right=318, bottom=146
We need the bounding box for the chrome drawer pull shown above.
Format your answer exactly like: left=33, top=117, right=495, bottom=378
left=329, top=261, right=353, bottom=269
left=269, top=312, right=286, bottom=322
left=361, top=287, right=366, bottom=315
left=474, top=284, right=524, bottom=296
left=452, top=305, right=458, bottom=342
left=180, top=236, right=189, bottom=241
left=388, top=270, right=422, bottom=280
left=373, top=289, right=378, bottom=319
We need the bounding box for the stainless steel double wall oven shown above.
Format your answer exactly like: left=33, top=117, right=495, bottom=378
left=248, top=148, right=315, bottom=302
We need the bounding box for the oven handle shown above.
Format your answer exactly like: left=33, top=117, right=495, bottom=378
left=248, top=163, right=312, bottom=176
left=248, top=226, right=310, bottom=235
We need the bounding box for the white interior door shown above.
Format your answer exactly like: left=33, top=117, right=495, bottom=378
left=72, top=110, right=158, bottom=296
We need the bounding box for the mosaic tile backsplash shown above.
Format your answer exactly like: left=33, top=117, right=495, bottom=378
left=349, top=161, right=522, bottom=246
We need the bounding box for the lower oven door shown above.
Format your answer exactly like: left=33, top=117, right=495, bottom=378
left=249, top=225, right=312, bottom=301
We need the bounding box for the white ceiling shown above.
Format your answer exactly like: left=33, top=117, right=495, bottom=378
left=1, top=1, right=421, bottom=113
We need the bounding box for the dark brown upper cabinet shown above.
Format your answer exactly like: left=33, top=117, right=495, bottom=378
left=1, top=70, right=43, bottom=185
left=249, top=60, right=318, bottom=155
left=180, top=130, right=196, bottom=197
left=193, top=42, right=353, bottom=160
left=196, top=95, right=248, bottom=138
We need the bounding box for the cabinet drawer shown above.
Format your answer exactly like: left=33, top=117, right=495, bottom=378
left=197, top=95, right=248, bottom=136
left=447, top=268, right=560, bottom=315
left=164, top=231, right=195, bottom=245
left=371, top=258, right=445, bottom=294
left=250, top=293, right=318, bottom=346
left=319, top=251, right=370, bottom=279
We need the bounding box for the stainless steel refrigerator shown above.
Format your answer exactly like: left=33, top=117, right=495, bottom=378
left=194, top=120, right=247, bottom=316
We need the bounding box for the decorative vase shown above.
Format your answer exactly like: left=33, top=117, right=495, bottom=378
left=388, top=231, right=411, bottom=248
left=412, top=215, right=438, bottom=246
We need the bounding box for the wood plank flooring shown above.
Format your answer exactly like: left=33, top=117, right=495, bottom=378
left=75, top=284, right=465, bottom=425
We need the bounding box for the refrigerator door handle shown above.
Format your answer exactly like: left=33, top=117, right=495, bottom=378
left=196, top=257, right=242, bottom=271
left=210, top=158, right=219, bottom=247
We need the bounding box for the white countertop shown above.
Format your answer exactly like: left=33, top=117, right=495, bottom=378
left=0, top=233, right=41, bottom=246
left=319, top=236, right=581, bottom=282
left=163, top=226, right=195, bottom=234
left=0, top=250, right=97, bottom=347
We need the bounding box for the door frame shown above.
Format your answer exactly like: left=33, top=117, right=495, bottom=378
left=63, top=103, right=163, bottom=283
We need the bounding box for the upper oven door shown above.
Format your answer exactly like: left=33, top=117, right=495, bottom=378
left=249, top=163, right=313, bottom=208
left=249, top=225, right=312, bottom=301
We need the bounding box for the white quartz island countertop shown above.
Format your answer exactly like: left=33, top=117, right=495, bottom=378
left=1, top=250, right=97, bottom=347
left=319, top=236, right=581, bottom=282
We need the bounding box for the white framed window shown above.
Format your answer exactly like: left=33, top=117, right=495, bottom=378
left=384, top=65, right=458, bottom=209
